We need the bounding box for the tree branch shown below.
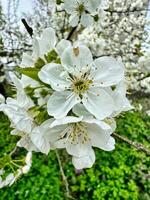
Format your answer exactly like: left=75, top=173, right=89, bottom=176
left=67, top=26, right=78, bottom=41
left=113, top=133, right=150, bottom=156
left=55, top=150, right=74, bottom=199
left=21, top=18, right=33, bottom=38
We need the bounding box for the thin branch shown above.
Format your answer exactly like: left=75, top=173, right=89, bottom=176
left=104, top=9, right=150, bottom=14
left=67, top=26, right=78, bottom=41
left=21, top=18, right=33, bottom=38
left=113, top=133, right=150, bottom=156
left=55, top=150, right=74, bottom=199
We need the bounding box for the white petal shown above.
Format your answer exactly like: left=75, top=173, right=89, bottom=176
left=64, top=0, right=78, bottom=14
left=47, top=91, right=81, bottom=118
left=31, top=126, right=51, bottom=155
left=38, top=28, right=57, bottom=57
left=82, top=87, right=115, bottom=120
left=81, top=13, right=93, bottom=27
left=38, top=63, right=71, bottom=91
left=84, top=118, right=111, bottom=130
left=56, top=39, right=71, bottom=57
left=20, top=53, right=34, bottom=68
left=9, top=72, right=22, bottom=90
left=21, top=75, right=39, bottom=88
left=101, top=136, right=115, bottom=151
left=17, top=136, right=39, bottom=152
left=90, top=57, right=125, bottom=87
left=72, top=103, right=93, bottom=118
left=111, top=81, right=133, bottom=116
left=50, top=116, right=83, bottom=128
left=84, top=0, right=101, bottom=12
left=17, top=90, right=34, bottom=109
left=86, top=122, right=113, bottom=150
left=32, top=38, right=40, bottom=60
left=72, top=148, right=95, bottom=169
left=69, top=12, right=79, bottom=27
left=66, top=142, right=91, bottom=157
left=62, top=45, right=93, bottom=76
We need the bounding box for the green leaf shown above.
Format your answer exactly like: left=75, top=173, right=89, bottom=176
left=16, top=67, right=40, bottom=82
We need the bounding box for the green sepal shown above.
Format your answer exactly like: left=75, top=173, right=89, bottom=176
left=34, top=58, right=45, bottom=69
left=44, top=50, right=58, bottom=63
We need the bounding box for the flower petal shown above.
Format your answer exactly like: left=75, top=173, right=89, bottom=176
left=50, top=116, right=83, bottom=128
left=66, top=142, right=92, bottom=157
left=31, top=126, right=51, bottom=155
left=84, top=0, right=101, bottom=12
left=20, top=53, right=34, bottom=68
left=62, top=45, right=93, bottom=76
left=82, top=87, right=115, bottom=120
left=56, top=39, right=71, bottom=57
left=72, top=148, right=95, bottom=169
left=90, top=57, right=125, bottom=87
left=64, top=0, right=78, bottom=14
left=32, top=38, right=40, bottom=60
left=81, top=13, right=93, bottom=27
left=47, top=91, right=81, bottom=118
left=69, top=12, right=79, bottom=27
left=17, top=136, right=39, bottom=152
left=72, top=103, right=93, bottom=118
left=111, top=81, right=133, bottom=116
left=85, top=122, right=114, bottom=150
left=38, top=28, right=57, bottom=57
left=38, top=63, right=71, bottom=91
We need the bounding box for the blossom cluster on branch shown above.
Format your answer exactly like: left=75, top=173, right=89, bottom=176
left=0, top=0, right=149, bottom=188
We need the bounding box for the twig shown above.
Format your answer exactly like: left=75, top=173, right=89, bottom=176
left=21, top=18, right=33, bottom=38
left=67, top=26, right=78, bottom=41
left=113, top=133, right=150, bottom=156
left=55, top=150, right=73, bottom=199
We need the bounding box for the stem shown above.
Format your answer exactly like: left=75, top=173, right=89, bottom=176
left=9, top=146, right=19, bottom=157
left=55, top=150, right=74, bottom=199
left=113, top=133, right=150, bottom=156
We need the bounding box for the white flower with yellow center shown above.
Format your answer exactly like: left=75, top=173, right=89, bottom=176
left=47, top=115, right=115, bottom=169
left=64, top=0, right=102, bottom=27
left=20, top=28, right=56, bottom=68
left=38, top=43, right=124, bottom=120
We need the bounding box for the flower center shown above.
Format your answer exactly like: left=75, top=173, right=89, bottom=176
left=72, top=79, right=92, bottom=94
left=69, top=123, right=89, bottom=144
left=77, top=4, right=85, bottom=13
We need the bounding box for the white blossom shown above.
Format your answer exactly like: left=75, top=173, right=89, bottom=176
left=20, top=28, right=57, bottom=68
left=64, top=0, right=102, bottom=27
left=39, top=43, right=124, bottom=120
left=48, top=115, right=115, bottom=169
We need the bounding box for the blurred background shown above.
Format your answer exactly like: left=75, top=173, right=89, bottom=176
left=0, top=0, right=150, bottom=199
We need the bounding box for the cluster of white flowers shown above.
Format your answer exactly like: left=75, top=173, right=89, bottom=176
left=0, top=27, right=132, bottom=173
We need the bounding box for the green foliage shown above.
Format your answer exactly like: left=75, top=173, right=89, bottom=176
left=16, top=67, right=40, bottom=82
left=34, top=58, right=45, bottom=69
left=0, top=111, right=149, bottom=199
left=44, top=50, right=60, bottom=63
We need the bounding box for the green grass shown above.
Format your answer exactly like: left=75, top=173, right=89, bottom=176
left=0, top=111, right=150, bottom=200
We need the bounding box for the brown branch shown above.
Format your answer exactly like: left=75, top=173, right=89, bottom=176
left=67, top=26, right=78, bottom=41
left=21, top=18, right=33, bottom=38
left=104, top=9, right=150, bottom=14
left=113, top=133, right=150, bottom=156
left=55, top=150, right=74, bottom=199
